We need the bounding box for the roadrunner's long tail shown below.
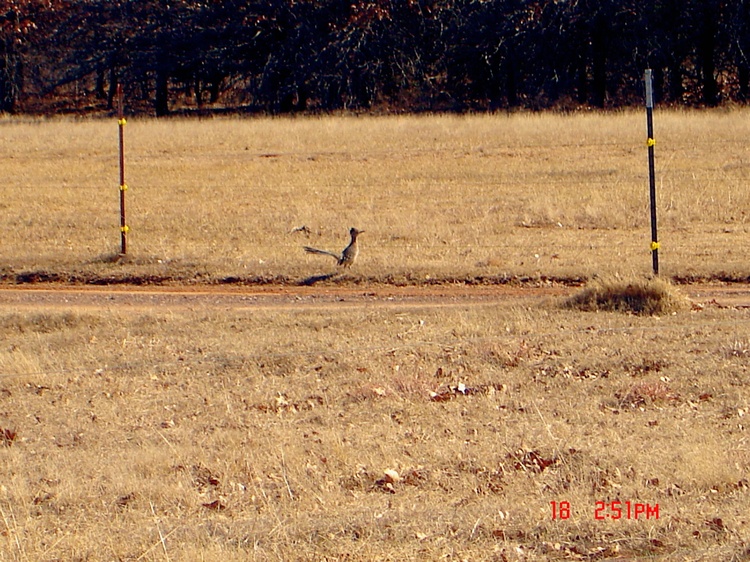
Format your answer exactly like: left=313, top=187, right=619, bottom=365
left=303, top=227, right=364, bottom=268
left=303, top=247, right=340, bottom=259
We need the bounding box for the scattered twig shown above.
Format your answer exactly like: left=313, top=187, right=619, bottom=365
left=469, top=517, right=482, bottom=540
left=151, top=502, right=171, bottom=562
left=0, top=503, right=25, bottom=559
left=280, top=450, right=296, bottom=501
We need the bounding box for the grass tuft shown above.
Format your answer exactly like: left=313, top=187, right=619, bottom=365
left=563, top=276, right=690, bottom=315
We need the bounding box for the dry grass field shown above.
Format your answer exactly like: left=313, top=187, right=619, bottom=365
left=1, top=112, right=750, bottom=561
left=1, top=110, right=749, bottom=283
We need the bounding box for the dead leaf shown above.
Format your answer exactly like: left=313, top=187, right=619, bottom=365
left=115, top=493, right=136, bottom=508
left=429, top=390, right=453, bottom=402
left=511, top=449, right=556, bottom=473
left=202, top=499, right=226, bottom=511
left=373, top=480, right=396, bottom=493
left=0, top=428, right=17, bottom=447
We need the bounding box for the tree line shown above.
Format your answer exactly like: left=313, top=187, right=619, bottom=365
left=2, top=0, right=749, bottom=116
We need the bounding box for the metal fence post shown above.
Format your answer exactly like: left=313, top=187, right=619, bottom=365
left=644, top=69, right=659, bottom=275
left=117, top=85, right=128, bottom=255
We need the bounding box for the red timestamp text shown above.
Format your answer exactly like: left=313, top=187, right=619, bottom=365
left=550, top=501, right=659, bottom=520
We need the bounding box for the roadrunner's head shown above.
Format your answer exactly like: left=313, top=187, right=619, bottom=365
left=350, top=227, right=364, bottom=238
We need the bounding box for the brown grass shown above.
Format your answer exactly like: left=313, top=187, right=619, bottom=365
left=1, top=112, right=750, bottom=560
left=563, top=276, right=691, bottom=315
left=1, top=110, right=750, bottom=284
left=0, top=295, right=749, bottom=560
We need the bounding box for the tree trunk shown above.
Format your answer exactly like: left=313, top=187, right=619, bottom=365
left=590, top=15, right=607, bottom=108
left=668, top=59, right=683, bottom=102
left=652, top=67, right=665, bottom=104
left=505, top=53, right=518, bottom=108
left=739, top=63, right=749, bottom=102
left=195, top=75, right=203, bottom=107
left=0, top=49, right=20, bottom=113
left=209, top=79, right=221, bottom=103
left=155, top=67, right=169, bottom=116
left=107, top=68, right=118, bottom=110
left=698, top=5, right=719, bottom=106
left=576, top=56, right=588, bottom=105
left=96, top=69, right=106, bottom=100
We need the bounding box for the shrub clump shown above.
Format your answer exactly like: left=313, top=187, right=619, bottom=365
left=563, top=277, right=690, bottom=315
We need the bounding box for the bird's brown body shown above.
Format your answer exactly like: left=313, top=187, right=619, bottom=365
left=304, top=228, right=364, bottom=268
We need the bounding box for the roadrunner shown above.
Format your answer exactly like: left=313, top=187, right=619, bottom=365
left=304, top=227, right=364, bottom=268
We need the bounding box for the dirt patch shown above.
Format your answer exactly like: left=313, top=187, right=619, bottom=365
left=0, top=283, right=569, bottom=313
left=1, top=282, right=750, bottom=312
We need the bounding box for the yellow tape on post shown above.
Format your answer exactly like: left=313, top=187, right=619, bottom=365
left=650, top=241, right=660, bottom=251
left=646, top=138, right=656, bottom=147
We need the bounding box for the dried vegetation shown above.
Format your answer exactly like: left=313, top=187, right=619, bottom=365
left=1, top=110, right=750, bottom=284
left=0, top=112, right=749, bottom=560
left=0, top=297, right=748, bottom=560
left=563, top=276, right=691, bottom=315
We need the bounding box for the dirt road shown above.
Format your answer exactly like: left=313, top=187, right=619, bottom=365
left=0, top=283, right=749, bottom=312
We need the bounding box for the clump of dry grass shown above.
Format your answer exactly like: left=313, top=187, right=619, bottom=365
left=562, top=276, right=690, bottom=315
left=618, top=380, right=680, bottom=408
